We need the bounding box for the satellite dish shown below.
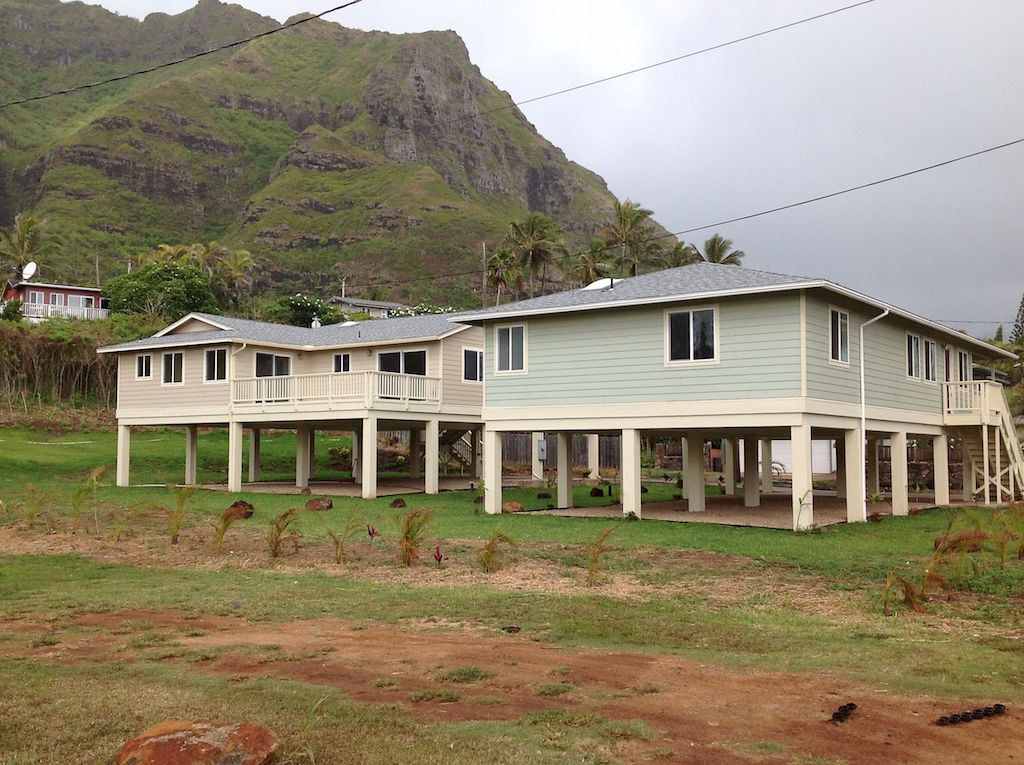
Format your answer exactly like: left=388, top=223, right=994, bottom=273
left=21, top=261, right=37, bottom=281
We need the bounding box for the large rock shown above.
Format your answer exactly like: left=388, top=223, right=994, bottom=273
left=117, top=720, right=278, bottom=765
left=304, top=497, right=333, bottom=511
left=224, top=500, right=254, bottom=521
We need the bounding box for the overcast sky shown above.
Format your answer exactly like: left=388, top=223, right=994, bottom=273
left=74, top=0, right=1024, bottom=339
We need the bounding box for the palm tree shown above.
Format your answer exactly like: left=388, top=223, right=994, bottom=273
left=218, top=248, right=255, bottom=309
left=600, top=199, right=660, bottom=277
left=662, top=241, right=701, bottom=268
left=485, top=246, right=521, bottom=305
left=694, top=234, right=745, bottom=266
left=0, top=213, right=59, bottom=272
left=504, top=213, right=560, bottom=297
left=148, top=244, right=190, bottom=264
left=566, top=238, right=612, bottom=287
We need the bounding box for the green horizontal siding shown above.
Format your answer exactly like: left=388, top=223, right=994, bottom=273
left=484, top=293, right=802, bottom=406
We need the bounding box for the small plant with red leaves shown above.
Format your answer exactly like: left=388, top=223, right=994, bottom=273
left=367, top=523, right=381, bottom=548
left=434, top=544, right=445, bottom=569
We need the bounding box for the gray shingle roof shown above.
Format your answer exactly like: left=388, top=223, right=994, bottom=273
left=98, top=312, right=469, bottom=353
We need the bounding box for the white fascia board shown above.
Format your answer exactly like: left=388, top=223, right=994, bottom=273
left=97, top=336, right=238, bottom=354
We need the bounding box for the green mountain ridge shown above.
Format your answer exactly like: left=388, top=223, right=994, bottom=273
left=0, top=0, right=643, bottom=305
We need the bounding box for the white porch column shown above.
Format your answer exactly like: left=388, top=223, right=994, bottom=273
left=866, top=438, right=880, bottom=494
left=686, top=432, right=705, bottom=512
left=681, top=437, right=689, bottom=499
left=184, top=425, right=198, bottom=486
left=484, top=429, right=502, bottom=515
left=408, top=428, right=422, bottom=479
left=296, top=425, right=311, bottom=490
left=557, top=432, right=574, bottom=509
left=722, top=438, right=736, bottom=495
left=891, top=431, right=909, bottom=516
left=962, top=450, right=975, bottom=502
left=844, top=428, right=865, bottom=523
left=791, top=423, right=813, bottom=530
left=587, top=434, right=601, bottom=480
left=743, top=438, right=760, bottom=507
left=621, top=428, right=642, bottom=518
left=471, top=427, right=482, bottom=479
left=982, top=425, right=991, bottom=506
left=425, top=419, right=439, bottom=495
left=308, top=429, right=316, bottom=479
left=934, top=433, right=950, bottom=506
left=361, top=415, right=377, bottom=499
left=835, top=437, right=847, bottom=499
left=760, top=439, right=773, bottom=493
left=116, top=424, right=131, bottom=487
left=531, top=432, right=545, bottom=480
left=351, top=428, right=361, bottom=485
left=248, top=427, right=261, bottom=483
left=227, top=421, right=243, bottom=493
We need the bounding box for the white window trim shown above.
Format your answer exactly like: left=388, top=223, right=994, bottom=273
left=333, top=352, right=351, bottom=374
left=254, top=351, right=293, bottom=377
left=49, top=292, right=65, bottom=306
left=828, top=305, right=850, bottom=367
left=462, top=346, right=484, bottom=384
left=161, top=351, right=184, bottom=386
left=663, top=304, right=720, bottom=367
left=922, top=338, right=937, bottom=385
left=135, top=353, right=152, bottom=380
left=957, top=350, right=971, bottom=383
left=906, top=333, right=922, bottom=381
left=494, top=324, right=528, bottom=376
left=27, top=290, right=44, bottom=305
left=203, top=346, right=228, bottom=384
left=376, top=346, right=428, bottom=375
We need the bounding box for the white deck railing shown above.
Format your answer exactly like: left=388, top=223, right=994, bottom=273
left=232, top=371, right=442, bottom=408
left=942, top=381, right=1005, bottom=416
left=21, top=303, right=109, bottom=320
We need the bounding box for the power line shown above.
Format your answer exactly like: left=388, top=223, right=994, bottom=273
left=0, top=0, right=365, bottom=110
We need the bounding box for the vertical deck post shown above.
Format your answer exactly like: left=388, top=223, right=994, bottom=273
left=116, top=424, right=131, bottom=487
left=844, top=428, right=865, bottom=523
left=409, top=427, right=422, bottom=479
left=933, top=432, right=950, bottom=506
left=361, top=415, right=377, bottom=499
left=351, top=427, right=361, bottom=485
left=484, top=429, right=502, bottom=515
left=557, top=432, right=573, bottom=509
left=248, top=427, right=261, bottom=483
left=425, top=419, right=439, bottom=495
left=760, top=439, right=773, bottom=493
left=587, top=434, right=601, bottom=479
left=982, top=425, right=990, bottom=506
left=471, top=427, right=482, bottom=479
left=743, top=437, right=760, bottom=507
left=835, top=437, right=847, bottom=499
left=686, top=432, right=705, bottom=512
left=531, top=432, right=545, bottom=480
left=184, top=424, right=198, bottom=486
left=296, top=425, right=310, bottom=490
left=722, top=438, right=736, bottom=495
left=791, top=423, right=813, bottom=530
left=621, top=428, right=641, bottom=518
left=890, top=431, right=909, bottom=516
left=227, top=421, right=243, bottom=493
left=866, top=438, right=880, bottom=494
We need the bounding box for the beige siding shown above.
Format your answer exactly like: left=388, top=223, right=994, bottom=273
left=441, top=327, right=485, bottom=408
left=117, top=347, right=230, bottom=415
left=233, top=341, right=443, bottom=378
left=172, top=318, right=223, bottom=333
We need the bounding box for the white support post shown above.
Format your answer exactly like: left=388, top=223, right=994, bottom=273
left=425, top=419, right=439, bottom=495
left=557, top=432, right=573, bottom=509
left=681, top=437, right=689, bottom=499
left=248, top=427, right=261, bottom=483
left=835, top=437, right=847, bottom=499
left=361, top=415, right=377, bottom=499
left=686, top=432, right=705, bottom=512
left=934, top=432, right=950, bottom=506
left=587, top=434, right=601, bottom=480
left=484, top=429, right=502, bottom=515
left=296, top=425, right=310, bottom=490
left=308, top=429, right=316, bottom=480
left=531, top=431, right=545, bottom=480
left=621, top=428, right=642, bottom=518
left=963, top=450, right=975, bottom=502
left=994, top=426, right=1003, bottom=504
left=760, top=439, right=773, bottom=493
left=844, top=428, right=864, bottom=523
left=791, top=423, right=813, bottom=530
left=352, top=428, right=361, bottom=485
left=116, top=424, right=131, bottom=487
left=982, top=425, right=991, bottom=506
left=891, top=431, right=909, bottom=516
left=743, top=437, right=760, bottom=507
left=471, top=427, right=482, bottom=480
left=722, top=438, right=736, bottom=495
left=409, top=428, right=422, bottom=479
left=228, top=421, right=243, bottom=493
left=185, top=425, right=198, bottom=486
left=866, top=438, right=880, bottom=494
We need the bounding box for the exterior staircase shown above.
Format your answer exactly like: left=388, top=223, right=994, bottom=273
left=946, top=381, right=1023, bottom=503
left=440, top=428, right=476, bottom=471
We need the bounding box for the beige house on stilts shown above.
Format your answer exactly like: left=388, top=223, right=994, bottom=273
left=456, top=264, right=1022, bottom=530
left=98, top=313, right=484, bottom=496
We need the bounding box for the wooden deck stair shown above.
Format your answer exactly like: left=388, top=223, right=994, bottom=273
left=440, top=428, right=475, bottom=469
left=959, top=385, right=1023, bottom=503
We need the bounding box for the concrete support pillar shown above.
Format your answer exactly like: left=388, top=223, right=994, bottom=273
left=361, top=416, right=377, bottom=499
left=844, top=428, right=865, bottom=523
left=587, top=434, right=601, bottom=480
left=556, top=432, right=574, bottom=509
left=309, top=429, right=316, bottom=479
left=732, top=439, right=741, bottom=491
left=296, top=425, right=311, bottom=490
left=963, top=451, right=975, bottom=503
left=621, top=428, right=642, bottom=518
left=722, top=438, right=736, bottom=495
left=791, top=423, right=814, bottom=530
left=409, top=428, right=422, bottom=479
left=743, top=438, right=760, bottom=507
left=760, top=439, right=773, bottom=493
left=934, top=432, right=950, bottom=506
left=116, top=424, right=131, bottom=487
left=835, top=437, right=847, bottom=499
left=185, top=425, right=198, bottom=486
left=471, top=427, right=482, bottom=479
left=686, top=432, right=705, bottom=512
left=531, top=431, right=545, bottom=480
left=227, top=421, right=243, bottom=493
left=891, top=431, right=909, bottom=516
left=425, top=419, right=439, bottom=495
left=484, top=429, right=502, bottom=515
left=248, top=428, right=261, bottom=483
left=866, top=438, right=880, bottom=494
left=351, top=428, right=361, bottom=485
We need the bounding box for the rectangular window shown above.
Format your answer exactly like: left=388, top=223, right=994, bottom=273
left=377, top=349, right=426, bottom=375
left=923, top=340, right=937, bottom=383
left=135, top=354, right=152, bottom=379
left=27, top=291, right=43, bottom=305
left=830, top=308, right=849, bottom=364
left=162, top=351, right=183, bottom=384
left=333, top=353, right=350, bottom=373
left=463, top=348, right=483, bottom=382
left=496, top=325, right=526, bottom=372
left=958, top=351, right=970, bottom=382
left=205, top=348, right=227, bottom=382
left=48, top=293, right=64, bottom=306
left=668, top=308, right=716, bottom=362
left=255, top=352, right=290, bottom=377
left=906, top=335, right=921, bottom=379
left=67, top=295, right=95, bottom=309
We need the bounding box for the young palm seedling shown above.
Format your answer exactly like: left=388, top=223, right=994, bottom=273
left=477, top=528, right=518, bottom=573
left=325, top=511, right=363, bottom=564
left=265, top=508, right=301, bottom=557
left=397, top=507, right=436, bottom=566
left=585, top=525, right=618, bottom=587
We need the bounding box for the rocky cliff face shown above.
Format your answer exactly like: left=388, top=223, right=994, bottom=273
left=0, top=0, right=625, bottom=302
